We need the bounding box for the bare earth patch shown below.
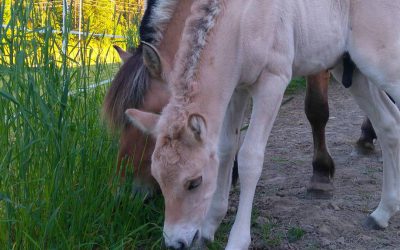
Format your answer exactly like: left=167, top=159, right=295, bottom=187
left=225, top=81, right=400, bottom=249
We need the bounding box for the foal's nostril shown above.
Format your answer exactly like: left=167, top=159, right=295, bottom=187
left=177, top=240, right=187, bottom=250
left=192, top=230, right=200, bottom=243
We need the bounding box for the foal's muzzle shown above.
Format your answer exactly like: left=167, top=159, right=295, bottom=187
left=165, top=230, right=200, bottom=250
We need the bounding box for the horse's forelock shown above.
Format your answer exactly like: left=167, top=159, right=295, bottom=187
left=103, top=47, right=150, bottom=130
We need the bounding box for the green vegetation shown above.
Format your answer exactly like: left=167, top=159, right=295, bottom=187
left=286, top=77, right=307, bottom=94
left=0, top=1, right=164, bottom=249
left=287, top=226, right=305, bottom=243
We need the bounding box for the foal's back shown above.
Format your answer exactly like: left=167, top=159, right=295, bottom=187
left=238, top=0, right=350, bottom=77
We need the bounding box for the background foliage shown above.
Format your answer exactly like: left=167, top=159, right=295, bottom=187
left=0, top=1, right=165, bottom=249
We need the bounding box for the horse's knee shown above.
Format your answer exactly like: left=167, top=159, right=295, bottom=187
left=218, top=139, right=236, bottom=161
left=237, top=147, right=264, bottom=181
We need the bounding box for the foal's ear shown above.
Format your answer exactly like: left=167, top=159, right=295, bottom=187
left=185, top=114, right=207, bottom=145
left=125, top=109, right=159, bottom=136
left=113, top=45, right=132, bottom=63
left=142, top=41, right=162, bottom=78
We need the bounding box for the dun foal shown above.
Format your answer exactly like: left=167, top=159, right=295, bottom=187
left=125, top=0, right=400, bottom=249
left=105, top=1, right=378, bottom=199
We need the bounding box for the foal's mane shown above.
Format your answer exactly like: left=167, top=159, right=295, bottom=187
left=170, top=0, right=221, bottom=104
left=103, top=0, right=180, bottom=130
left=157, top=0, right=222, bottom=138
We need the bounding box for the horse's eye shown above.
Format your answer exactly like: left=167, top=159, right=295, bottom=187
left=187, top=176, right=202, bottom=191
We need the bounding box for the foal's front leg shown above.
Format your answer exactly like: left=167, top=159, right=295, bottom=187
left=226, top=72, right=289, bottom=250
left=201, top=89, right=250, bottom=242
left=304, top=71, right=335, bottom=198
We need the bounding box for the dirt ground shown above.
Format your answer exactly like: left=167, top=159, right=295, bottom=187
left=226, top=81, right=400, bottom=250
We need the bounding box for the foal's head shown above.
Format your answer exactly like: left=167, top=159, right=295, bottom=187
left=126, top=104, right=219, bottom=247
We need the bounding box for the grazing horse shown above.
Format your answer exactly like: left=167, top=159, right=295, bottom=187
left=125, top=0, right=400, bottom=249
left=109, top=47, right=377, bottom=197
left=105, top=0, right=338, bottom=198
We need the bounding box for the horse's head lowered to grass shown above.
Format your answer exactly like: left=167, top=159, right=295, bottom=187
left=124, top=1, right=225, bottom=245
left=126, top=105, right=219, bottom=247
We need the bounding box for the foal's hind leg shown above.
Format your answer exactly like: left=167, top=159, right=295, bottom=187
left=332, top=68, right=400, bottom=229
left=305, top=71, right=335, bottom=198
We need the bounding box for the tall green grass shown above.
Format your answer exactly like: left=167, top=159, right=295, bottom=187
left=0, top=1, right=164, bottom=249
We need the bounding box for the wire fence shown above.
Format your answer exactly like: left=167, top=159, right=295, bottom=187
left=1, top=1, right=143, bottom=94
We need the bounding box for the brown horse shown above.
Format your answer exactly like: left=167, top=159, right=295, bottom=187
left=104, top=0, right=378, bottom=198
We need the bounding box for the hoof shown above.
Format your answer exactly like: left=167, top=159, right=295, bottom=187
left=306, top=187, right=333, bottom=200
left=306, top=175, right=334, bottom=200
left=363, top=216, right=385, bottom=230
left=355, top=139, right=375, bottom=155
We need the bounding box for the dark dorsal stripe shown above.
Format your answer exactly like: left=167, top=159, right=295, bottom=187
left=140, top=0, right=159, bottom=44
left=342, top=52, right=355, bottom=88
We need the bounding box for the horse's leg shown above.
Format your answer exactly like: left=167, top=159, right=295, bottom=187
left=305, top=71, right=335, bottom=198
left=201, top=89, right=250, bottom=243
left=332, top=67, right=400, bottom=229
left=356, top=117, right=377, bottom=152
left=226, top=72, right=288, bottom=249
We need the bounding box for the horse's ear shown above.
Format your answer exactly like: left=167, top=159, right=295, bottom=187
left=125, top=109, right=159, bottom=136
left=185, top=114, right=207, bottom=145
left=142, top=41, right=162, bottom=78
left=113, top=45, right=132, bottom=63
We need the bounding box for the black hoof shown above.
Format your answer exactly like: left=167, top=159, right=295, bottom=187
left=363, top=216, right=385, bottom=230
left=306, top=187, right=333, bottom=200
left=306, top=174, right=334, bottom=200
left=356, top=139, right=375, bottom=155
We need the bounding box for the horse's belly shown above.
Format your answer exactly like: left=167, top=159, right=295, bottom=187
left=292, top=48, right=344, bottom=76
left=291, top=0, right=349, bottom=76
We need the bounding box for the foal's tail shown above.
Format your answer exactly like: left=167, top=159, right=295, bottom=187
left=102, top=47, right=149, bottom=131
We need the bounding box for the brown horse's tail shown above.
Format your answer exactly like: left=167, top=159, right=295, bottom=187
left=102, top=47, right=149, bottom=131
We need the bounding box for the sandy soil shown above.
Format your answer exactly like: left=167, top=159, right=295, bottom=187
left=226, top=81, right=400, bottom=250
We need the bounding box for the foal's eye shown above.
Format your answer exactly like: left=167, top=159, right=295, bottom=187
left=187, top=176, right=203, bottom=191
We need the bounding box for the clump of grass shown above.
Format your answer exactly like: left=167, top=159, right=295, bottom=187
left=287, top=226, right=305, bottom=243
left=0, top=1, right=164, bottom=248
left=262, top=222, right=284, bottom=247
left=285, top=77, right=306, bottom=94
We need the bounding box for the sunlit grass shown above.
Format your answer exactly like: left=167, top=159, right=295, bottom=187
left=0, top=1, right=164, bottom=249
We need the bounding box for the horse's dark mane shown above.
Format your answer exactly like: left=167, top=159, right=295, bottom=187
left=103, top=0, right=159, bottom=130
left=103, top=48, right=150, bottom=129
left=140, top=0, right=158, bottom=44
